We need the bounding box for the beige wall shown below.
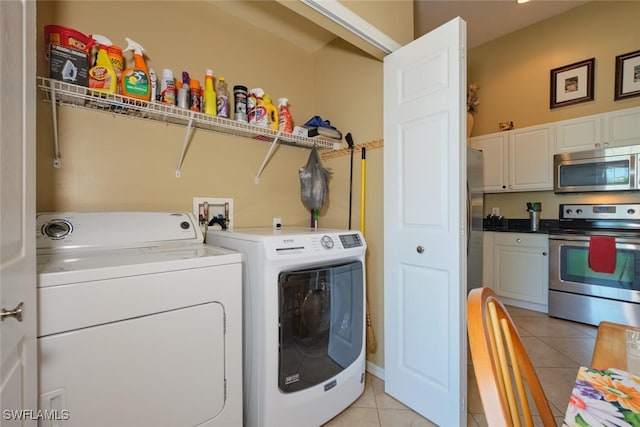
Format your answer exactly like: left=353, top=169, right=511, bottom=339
left=36, top=1, right=388, bottom=367
left=38, top=0, right=638, bottom=374
left=37, top=1, right=327, bottom=226
left=312, top=37, right=385, bottom=366
left=469, top=1, right=640, bottom=220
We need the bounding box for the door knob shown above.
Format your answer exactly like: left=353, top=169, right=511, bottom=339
left=1, top=302, right=23, bottom=322
left=416, top=245, right=425, bottom=254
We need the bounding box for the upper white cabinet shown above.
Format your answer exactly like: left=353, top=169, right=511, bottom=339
left=470, top=133, right=509, bottom=192
left=509, top=124, right=554, bottom=191
left=470, top=123, right=554, bottom=193
left=603, top=107, right=640, bottom=148
left=555, top=106, right=640, bottom=153
left=555, top=114, right=601, bottom=153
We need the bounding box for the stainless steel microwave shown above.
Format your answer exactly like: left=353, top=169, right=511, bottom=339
left=554, top=144, right=640, bottom=193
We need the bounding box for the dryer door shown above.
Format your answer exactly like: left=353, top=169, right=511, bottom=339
left=278, top=261, right=363, bottom=393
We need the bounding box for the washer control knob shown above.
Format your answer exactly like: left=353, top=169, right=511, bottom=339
left=576, top=209, right=583, bottom=215
left=566, top=209, right=573, bottom=215
left=321, top=235, right=334, bottom=249
left=180, top=221, right=190, bottom=230
left=628, top=209, right=636, bottom=215
left=42, top=219, right=72, bottom=239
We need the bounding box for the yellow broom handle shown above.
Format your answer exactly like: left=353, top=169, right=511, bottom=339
left=360, top=147, right=366, bottom=234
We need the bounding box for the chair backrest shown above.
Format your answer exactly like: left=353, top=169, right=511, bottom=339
left=467, top=287, right=556, bottom=427
left=592, top=321, right=640, bottom=372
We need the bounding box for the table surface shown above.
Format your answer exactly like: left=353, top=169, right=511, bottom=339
left=563, top=366, right=640, bottom=427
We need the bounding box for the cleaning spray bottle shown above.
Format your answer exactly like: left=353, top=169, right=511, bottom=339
left=203, top=69, right=217, bottom=116
left=278, top=97, right=293, bottom=133
left=263, top=94, right=279, bottom=130
left=121, top=37, right=150, bottom=101
left=88, top=34, right=117, bottom=94
left=249, top=88, right=267, bottom=127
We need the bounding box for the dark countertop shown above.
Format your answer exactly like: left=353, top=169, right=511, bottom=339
left=483, top=217, right=559, bottom=234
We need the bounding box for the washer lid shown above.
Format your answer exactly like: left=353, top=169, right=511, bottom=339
left=37, top=244, right=241, bottom=287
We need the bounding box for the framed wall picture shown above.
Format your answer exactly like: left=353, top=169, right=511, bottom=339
left=550, top=58, right=595, bottom=109
left=615, top=49, right=640, bottom=100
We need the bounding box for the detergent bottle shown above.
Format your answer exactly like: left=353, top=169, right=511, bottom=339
left=203, top=69, right=217, bottom=116
left=278, top=97, right=293, bottom=133
left=263, top=94, right=279, bottom=130
left=88, top=34, right=117, bottom=94
left=121, top=37, right=150, bottom=101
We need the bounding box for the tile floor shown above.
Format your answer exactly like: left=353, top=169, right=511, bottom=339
left=323, top=305, right=598, bottom=427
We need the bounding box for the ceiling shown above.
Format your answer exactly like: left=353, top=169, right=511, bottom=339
left=214, top=1, right=591, bottom=56
left=414, top=0, right=590, bottom=49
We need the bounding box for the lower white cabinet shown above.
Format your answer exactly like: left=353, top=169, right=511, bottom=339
left=483, top=232, right=549, bottom=313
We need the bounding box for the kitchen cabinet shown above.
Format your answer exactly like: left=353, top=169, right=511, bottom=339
left=469, top=133, right=508, bottom=192
left=489, top=232, right=549, bottom=313
left=469, top=123, right=554, bottom=193
left=603, top=107, right=640, bottom=148
left=555, top=106, right=640, bottom=153
left=555, top=114, right=601, bottom=153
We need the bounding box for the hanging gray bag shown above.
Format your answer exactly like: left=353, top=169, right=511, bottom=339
left=299, top=146, right=331, bottom=210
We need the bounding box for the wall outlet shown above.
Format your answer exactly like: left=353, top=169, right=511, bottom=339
left=193, top=197, right=234, bottom=231
left=491, top=207, right=500, bottom=216
left=273, top=217, right=282, bottom=230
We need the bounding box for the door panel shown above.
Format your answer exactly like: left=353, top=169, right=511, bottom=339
left=384, top=17, right=467, bottom=427
left=0, top=1, right=37, bottom=424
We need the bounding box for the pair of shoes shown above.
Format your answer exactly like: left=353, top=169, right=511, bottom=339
left=303, top=116, right=342, bottom=140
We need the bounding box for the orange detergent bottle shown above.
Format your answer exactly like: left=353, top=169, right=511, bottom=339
left=121, top=38, right=150, bottom=101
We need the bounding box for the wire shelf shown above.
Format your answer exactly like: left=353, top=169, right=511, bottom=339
left=37, top=76, right=340, bottom=150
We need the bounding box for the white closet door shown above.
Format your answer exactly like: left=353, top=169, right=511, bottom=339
left=384, top=17, right=467, bottom=427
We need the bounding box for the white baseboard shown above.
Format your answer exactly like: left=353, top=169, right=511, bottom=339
left=365, top=361, right=385, bottom=381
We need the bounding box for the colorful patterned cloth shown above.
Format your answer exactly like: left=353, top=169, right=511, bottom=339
left=564, top=367, right=640, bottom=426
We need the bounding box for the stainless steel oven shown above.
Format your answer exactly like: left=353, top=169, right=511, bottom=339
left=549, top=203, right=640, bottom=326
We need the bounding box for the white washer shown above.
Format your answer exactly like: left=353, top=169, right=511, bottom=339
left=36, top=212, right=243, bottom=427
left=206, top=227, right=367, bottom=427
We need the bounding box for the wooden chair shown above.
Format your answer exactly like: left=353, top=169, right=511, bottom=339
left=467, top=287, right=556, bottom=427
left=591, top=321, right=640, bottom=372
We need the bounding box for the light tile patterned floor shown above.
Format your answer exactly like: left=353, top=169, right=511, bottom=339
left=323, top=305, right=598, bottom=427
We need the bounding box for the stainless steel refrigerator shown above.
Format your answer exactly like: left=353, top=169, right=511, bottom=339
left=467, top=147, right=484, bottom=292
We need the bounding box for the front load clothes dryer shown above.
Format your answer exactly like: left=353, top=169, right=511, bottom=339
left=36, top=212, right=242, bottom=427
left=206, top=227, right=367, bottom=427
